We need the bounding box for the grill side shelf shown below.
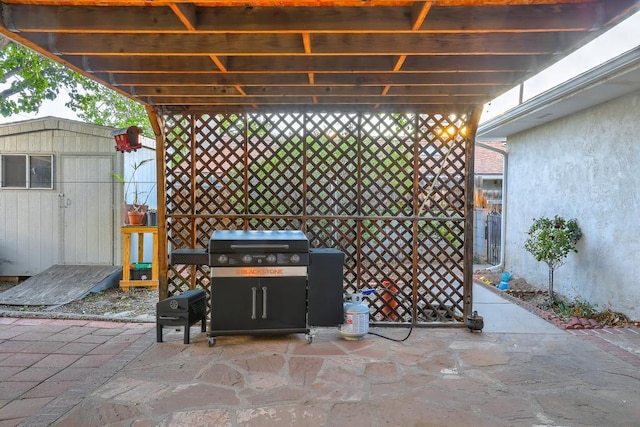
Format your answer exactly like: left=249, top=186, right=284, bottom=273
left=170, top=248, right=209, bottom=265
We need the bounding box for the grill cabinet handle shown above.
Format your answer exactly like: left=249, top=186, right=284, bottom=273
left=251, top=287, right=257, bottom=319
left=262, top=286, right=268, bottom=319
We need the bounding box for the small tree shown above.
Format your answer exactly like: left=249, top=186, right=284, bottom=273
left=524, top=215, right=582, bottom=300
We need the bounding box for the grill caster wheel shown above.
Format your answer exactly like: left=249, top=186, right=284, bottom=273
left=207, top=336, right=216, bottom=347
left=305, top=334, right=312, bottom=344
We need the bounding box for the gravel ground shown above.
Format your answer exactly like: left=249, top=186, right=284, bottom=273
left=2, top=273, right=636, bottom=326
left=0, top=280, right=157, bottom=321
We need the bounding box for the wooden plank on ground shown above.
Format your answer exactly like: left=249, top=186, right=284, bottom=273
left=0, top=265, right=121, bottom=306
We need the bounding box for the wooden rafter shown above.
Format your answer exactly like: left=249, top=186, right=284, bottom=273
left=411, top=2, right=433, bottom=31
left=168, top=3, right=197, bottom=31
left=0, top=0, right=637, bottom=112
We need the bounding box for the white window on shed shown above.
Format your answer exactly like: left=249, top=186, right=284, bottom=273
left=1, top=154, right=53, bottom=189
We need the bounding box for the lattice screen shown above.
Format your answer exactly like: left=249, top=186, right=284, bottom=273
left=163, top=112, right=472, bottom=324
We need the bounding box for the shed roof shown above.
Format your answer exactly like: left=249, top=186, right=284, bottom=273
left=0, top=116, right=156, bottom=148
left=1, top=1, right=639, bottom=114
left=0, top=116, right=115, bottom=138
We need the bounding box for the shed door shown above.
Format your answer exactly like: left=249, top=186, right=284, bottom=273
left=59, top=155, right=114, bottom=265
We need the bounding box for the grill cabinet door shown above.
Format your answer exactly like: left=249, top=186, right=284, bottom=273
left=211, top=277, right=306, bottom=332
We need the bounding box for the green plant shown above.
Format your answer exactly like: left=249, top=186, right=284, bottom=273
left=524, top=215, right=582, bottom=300
left=553, top=296, right=596, bottom=319
left=112, top=158, right=155, bottom=212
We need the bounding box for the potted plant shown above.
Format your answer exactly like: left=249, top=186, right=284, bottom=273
left=113, top=159, right=155, bottom=225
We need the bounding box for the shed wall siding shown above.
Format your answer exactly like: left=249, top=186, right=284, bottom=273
left=505, top=90, right=640, bottom=318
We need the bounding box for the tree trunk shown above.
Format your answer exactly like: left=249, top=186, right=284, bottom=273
left=0, top=35, right=12, bottom=51
left=548, top=267, right=555, bottom=300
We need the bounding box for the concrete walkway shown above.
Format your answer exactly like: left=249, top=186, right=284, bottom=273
left=473, top=283, right=562, bottom=334
left=1, top=284, right=639, bottom=427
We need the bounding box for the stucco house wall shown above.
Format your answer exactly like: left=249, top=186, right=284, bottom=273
left=504, top=90, right=640, bottom=318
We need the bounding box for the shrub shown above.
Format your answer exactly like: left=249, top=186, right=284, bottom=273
left=523, top=215, right=582, bottom=300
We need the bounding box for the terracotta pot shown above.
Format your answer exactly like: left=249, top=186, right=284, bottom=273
left=127, top=211, right=146, bottom=225
left=123, top=204, right=148, bottom=225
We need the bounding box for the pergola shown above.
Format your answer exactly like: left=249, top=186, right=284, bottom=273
left=2, top=0, right=638, bottom=325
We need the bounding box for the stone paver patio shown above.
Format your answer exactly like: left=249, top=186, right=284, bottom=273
left=0, top=284, right=639, bottom=426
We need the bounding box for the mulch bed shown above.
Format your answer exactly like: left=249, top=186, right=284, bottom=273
left=473, top=273, right=638, bottom=330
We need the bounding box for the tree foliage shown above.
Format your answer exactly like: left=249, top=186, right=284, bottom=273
left=524, top=215, right=582, bottom=299
left=66, top=78, right=152, bottom=136
left=0, top=37, right=152, bottom=136
left=0, top=39, right=75, bottom=116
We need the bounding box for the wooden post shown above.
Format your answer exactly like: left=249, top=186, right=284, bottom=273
left=146, top=106, right=169, bottom=300
left=463, top=106, right=483, bottom=318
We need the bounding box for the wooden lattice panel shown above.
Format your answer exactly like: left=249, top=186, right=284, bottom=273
left=247, top=113, right=305, bottom=216
left=415, top=219, right=465, bottom=321
left=248, top=217, right=303, bottom=231
left=306, top=114, right=359, bottom=216
left=417, top=114, right=467, bottom=218
left=194, top=114, right=246, bottom=216
left=360, top=114, right=415, bottom=217
left=167, top=217, right=195, bottom=250
left=164, top=115, right=194, bottom=215
left=359, top=219, right=414, bottom=322
left=162, top=111, right=471, bottom=324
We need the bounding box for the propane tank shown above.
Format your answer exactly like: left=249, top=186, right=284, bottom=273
left=340, top=291, right=370, bottom=340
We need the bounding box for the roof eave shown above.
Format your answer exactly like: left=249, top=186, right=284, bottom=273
left=477, top=46, right=640, bottom=139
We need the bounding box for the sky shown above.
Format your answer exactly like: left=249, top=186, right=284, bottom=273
left=1, top=9, right=639, bottom=125
left=480, top=9, right=640, bottom=122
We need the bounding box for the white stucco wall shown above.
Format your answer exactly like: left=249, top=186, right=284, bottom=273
left=504, top=90, right=640, bottom=319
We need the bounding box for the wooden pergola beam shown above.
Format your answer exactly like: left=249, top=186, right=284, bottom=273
left=25, top=32, right=580, bottom=55
left=130, top=84, right=507, bottom=97
left=7, top=3, right=612, bottom=33
left=95, top=71, right=519, bottom=87
left=63, top=54, right=539, bottom=73
left=142, top=95, right=486, bottom=104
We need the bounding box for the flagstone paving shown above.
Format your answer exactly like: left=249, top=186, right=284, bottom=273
left=0, top=286, right=638, bottom=426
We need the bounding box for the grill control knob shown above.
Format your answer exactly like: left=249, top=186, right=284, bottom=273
left=290, top=254, right=300, bottom=263
left=217, top=255, right=228, bottom=264
left=266, top=254, right=277, bottom=264
left=242, top=254, right=253, bottom=264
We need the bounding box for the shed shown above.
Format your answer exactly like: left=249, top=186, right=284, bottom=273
left=0, top=117, right=156, bottom=277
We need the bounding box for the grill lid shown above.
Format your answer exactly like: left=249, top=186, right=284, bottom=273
left=209, top=230, right=309, bottom=253
left=156, top=289, right=207, bottom=315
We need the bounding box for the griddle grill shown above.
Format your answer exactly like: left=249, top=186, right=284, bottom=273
left=206, top=230, right=312, bottom=346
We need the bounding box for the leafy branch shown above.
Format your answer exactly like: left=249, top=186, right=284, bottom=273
left=0, top=36, right=152, bottom=136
